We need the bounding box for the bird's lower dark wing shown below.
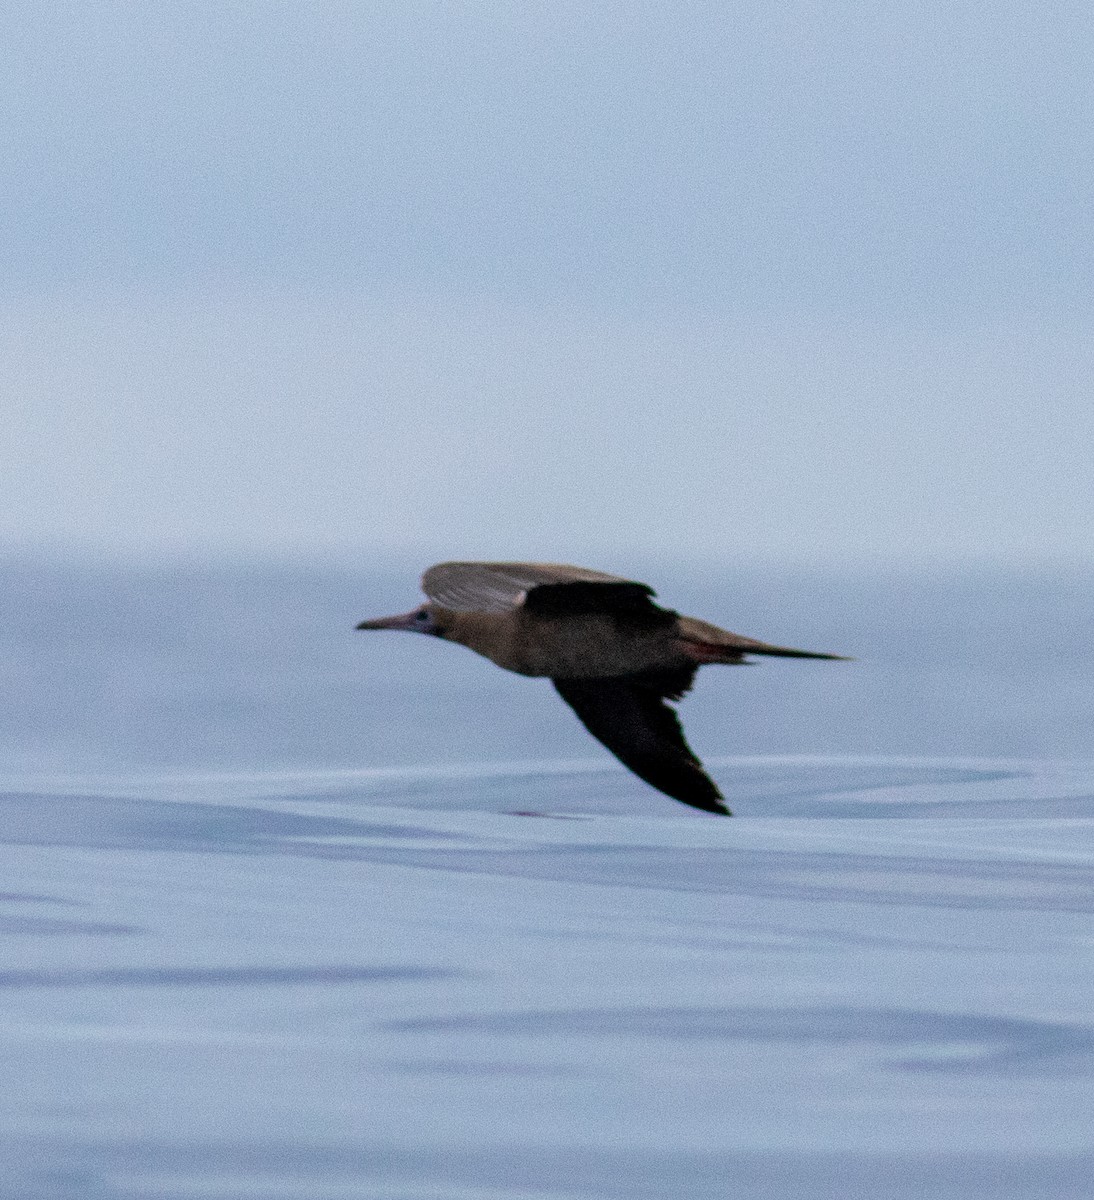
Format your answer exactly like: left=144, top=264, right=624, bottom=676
left=552, top=670, right=730, bottom=815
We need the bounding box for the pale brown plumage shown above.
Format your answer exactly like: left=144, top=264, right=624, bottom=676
left=356, top=561, right=848, bottom=816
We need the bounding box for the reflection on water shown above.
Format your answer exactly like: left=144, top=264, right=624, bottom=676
left=2, top=755, right=1094, bottom=1199
left=0, top=964, right=454, bottom=989
left=389, top=1003, right=1094, bottom=1075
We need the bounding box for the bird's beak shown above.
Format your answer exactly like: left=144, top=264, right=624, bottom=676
left=355, top=609, right=422, bottom=631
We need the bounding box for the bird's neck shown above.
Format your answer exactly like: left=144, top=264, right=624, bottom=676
left=434, top=608, right=532, bottom=675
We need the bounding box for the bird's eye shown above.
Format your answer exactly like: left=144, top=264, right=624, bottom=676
left=415, top=609, right=431, bottom=623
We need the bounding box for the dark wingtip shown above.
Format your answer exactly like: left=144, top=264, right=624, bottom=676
left=679, top=787, right=732, bottom=816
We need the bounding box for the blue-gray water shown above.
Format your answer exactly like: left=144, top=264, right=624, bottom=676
left=2, top=557, right=1093, bottom=1199
left=5, top=556, right=1094, bottom=773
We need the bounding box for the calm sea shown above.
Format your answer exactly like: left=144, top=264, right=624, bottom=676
left=2, top=557, right=1093, bottom=1199
left=2, top=555, right=1092, bottom=775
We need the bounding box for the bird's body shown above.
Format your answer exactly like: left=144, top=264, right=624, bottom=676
left=435, top=603, right=676, bottom=678
left=357, top=562, right=847, bottom=816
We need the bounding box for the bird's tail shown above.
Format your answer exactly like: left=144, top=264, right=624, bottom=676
left=691, top=642, right=850, bottom=664
left=677, top=617, right=850, bottom=664
left=740, top=643, right=850, bottom=661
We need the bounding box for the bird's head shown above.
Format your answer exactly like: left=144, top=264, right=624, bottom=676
left=355, top=604, right=443, bottom=637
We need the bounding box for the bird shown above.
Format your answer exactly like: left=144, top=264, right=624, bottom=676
left=355, top=562, right=847, bottom=816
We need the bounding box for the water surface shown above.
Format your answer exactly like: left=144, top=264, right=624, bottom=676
left=2, top=559, right=1092, bottom=1198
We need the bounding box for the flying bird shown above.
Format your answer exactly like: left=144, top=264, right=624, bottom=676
left=356, top=562, right=847, bottom=816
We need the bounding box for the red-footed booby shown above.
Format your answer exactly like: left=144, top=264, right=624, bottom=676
left=356, top=562, right=848, bottom=815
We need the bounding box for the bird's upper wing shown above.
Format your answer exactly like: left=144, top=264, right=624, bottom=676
left=552, top=669, right=730, bottom=815
left=421, top=561, right=657, bottom=616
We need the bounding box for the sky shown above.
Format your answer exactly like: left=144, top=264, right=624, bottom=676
left=2, top=1, right=1092, bottom=565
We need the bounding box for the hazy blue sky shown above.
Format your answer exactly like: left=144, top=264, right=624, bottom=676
left=3, top=2, right=1092, bottom=563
